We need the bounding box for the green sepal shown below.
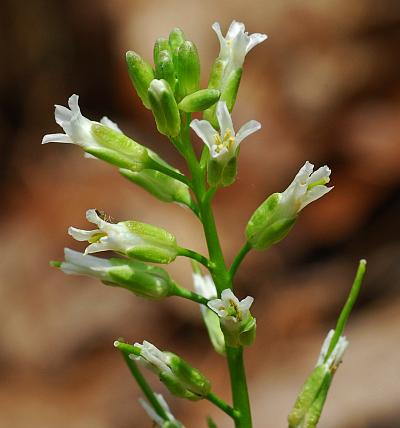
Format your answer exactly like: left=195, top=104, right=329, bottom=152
left=165, top=352, right=211, bottom=397
left=238, top=316, right=257, bottom=347
left=220, top=68, right=243, bottom=112
left=220, top=315, right=256, bottom=348
left=178, top=89, right=220, bottom=112
left=221, top=156, right=237, bottom=187
left=168, top=28, right=185, bottom=52
left=120, top=168, right=192, bottom=206
left=124, top=220, right=178, bottom=264
left=246, top=193, right=297, bottom=249
left=154, top=38, right=171, bottom=65
left=105, top=258, right=172, bottom=300
left=88, top=124, right=149, bottom=171
left=148, top=79, right=181, bottom=137
left=207, top=158, right=224, bottom=188
left=288, top=366, right=331, bottom=428
left=159, top=371, right=198, bottom=401
left=207, top=59, right=226, bottom=90
left=155, top=50, right=176, bottom=91
left=175, top=41, right=200, bottom=100
left=126, top=51, right=154, bottom=109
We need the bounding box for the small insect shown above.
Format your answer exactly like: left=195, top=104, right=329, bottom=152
left=95, top=209, right=117, bottom=223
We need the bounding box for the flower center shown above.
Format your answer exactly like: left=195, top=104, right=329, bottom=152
left=213, top=128, right=235, bottom=154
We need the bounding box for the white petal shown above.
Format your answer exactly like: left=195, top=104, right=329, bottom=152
left=64, top=248, right=111, bottom=269
left=300, top=185, right=333, bottom=210
left=100, top=116, right=122, bottom=133
left=234, top=120, right=261, bottom=148
left=193, top=273, right=217, bottom=299
left=42, top=133, right=73, bottom=144
left=139, top=398, right=164, bottom=427
left=216, top=101, right=233, bottom=136
left=309, top=165, right=331, bottom=184
left=84, top=241, right=114, bottom=254
left=317, top=329, right=335, bottom=366
left=221, top=288, right=239, bottom=306
left=246, top=33, right=268, bottom=54
left=212, top=22, right=227, bottom=55
left=190, top=119, right=217, bottom=150
left=86, top=209, right=104, bottom=227
left=238, top=296, right=254, bottom=312
left=68, top=94, right=80, bottom=113
left=55, top=104, right=73, bottom=126
left=68, top=226, right=99, bottom=241
left=226, top=21, right=245, bottom=40
left=210, top=144, right=228, bottom=160
left=207, top=298, right=226, bottom=317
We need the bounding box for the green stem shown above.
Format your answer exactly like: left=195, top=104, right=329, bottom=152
left=230, top=242, right=252, bottom=280
left=148, top=157, right=192, bottom=189
left=181, top=113, right=252, bottom=427
left=206, top=392, right=240, bottom=420
left=170, top=281, right=209, bottom=306
left=226, top=347, right=252, bottom=428
left=115, top=344, right=169, bottom=421
left=325, top=259, right=367, bottom=361
left=177, top=247, right=211, bottom=270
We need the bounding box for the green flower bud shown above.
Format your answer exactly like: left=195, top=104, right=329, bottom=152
left=178, top=89, right=220, bottom=113
left=220, top=68, right=242, bottom=112
left=68, top=209, right=179, bottom=264
left=148, top=79, right=181, bottom=137
left=155, top=50, right=176, bottom=91
left=56, top=249, right=172, bottom=300
left=246, top=162, right=333, bottom=250
left=120, top=168, right=192, bottom=206
left=168, top=28, right=185, bottom=52
left=154, top=38, right=171, bottom=65
left=88, top=123, right=150, bottom=171
left=126, top=51, right=154, bottom=109
left=175, top=41, right=200, bottom=99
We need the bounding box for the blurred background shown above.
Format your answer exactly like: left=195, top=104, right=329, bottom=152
left=1, top=0, right=400, bottom=427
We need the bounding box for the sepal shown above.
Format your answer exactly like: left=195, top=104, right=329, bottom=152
left=175, top=41, right=200, bottom=100
left=126, top=51, right=154, bottom=109
left=178, top=89, right=220, bottom=113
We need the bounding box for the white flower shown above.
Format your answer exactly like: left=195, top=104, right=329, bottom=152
left=208, top=288, right=254, bottom=323
left=42, top=94, right=119, bottom=148
left=139, top=393, right=178, bottom=427
left=132, top=341, right=171, bottom=375
left=212, top=21, right=267, bottom=76
left=68, top=209, right=142, bottom=255
left=190, top=101, right=260, bottom=162
left=316, top=329, right=348, bottom=372
left=280, top=161, right=333, bottom=218
left=59, top=248, right=112, bottom=278
left=193, top=273, right=217, bottom=300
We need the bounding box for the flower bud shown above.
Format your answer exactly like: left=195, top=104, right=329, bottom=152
left=120, top=168, right=192, bottom=206
left=178, top=89, right=220, bottom=113
left=68, top=209, right=179, bottom=264
left=175, top=41, right=200, bottom=99
left=154, top=38, right=171, bottom=65
left=54, top=248, right=172, bottom=300
left=246, top=162, right=332, bottom=250
left=139, top=393, right=184, bottom=428
left=168, top=28, right=185, bottom=52
left=148, top=79, right=181, bottom=137
left=126, top=51, right=154, bottom=109
left=208, top=289, right=256, bottom=348
left=155, top=50, right=176, bottom=91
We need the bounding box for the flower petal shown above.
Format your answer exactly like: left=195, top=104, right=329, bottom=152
left=300, top=185, right=333, bottom=210
left=68, top=226, right=99, bottom=241
left=221, top=288, right=239, bottom=306
left=190, top=119, right=217, bottom=150
left=226, top=21, right=245, bottom=40
left=55, top=105, right=73, bottom=126
left=238, top=296, right=254, bottom=312
left=309, top=165, right=331, bottom=184
left=100, top=116, right=122, bottom=133
left=246, top=33, right=268, bottom=54
left=216, top=101, right=233, bottom=136
left=41, top=133, right=73, bottom=144
left=234, top=120, right=261, bottom=148
left=64, top=248, right=111, bottom=269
